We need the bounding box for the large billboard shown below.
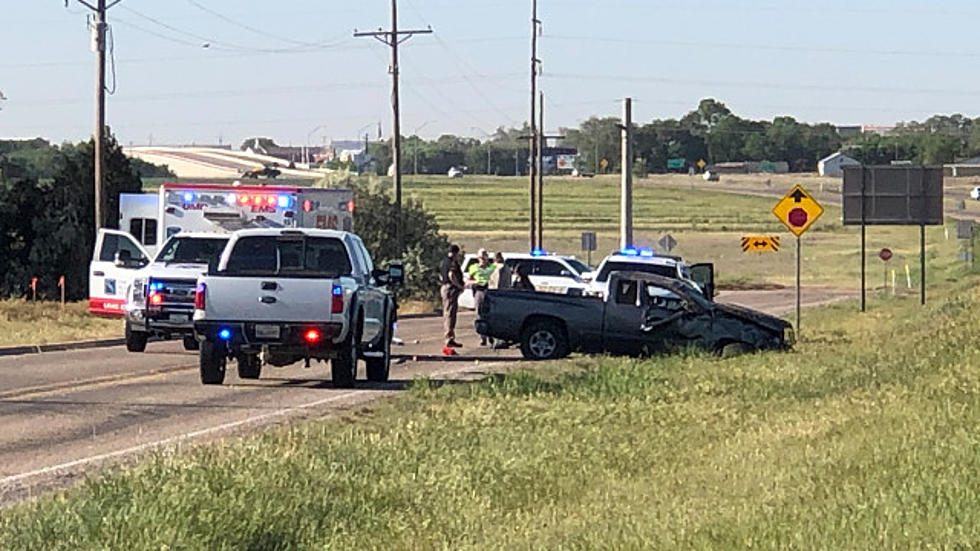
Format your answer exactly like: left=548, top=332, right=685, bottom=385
left=842, top=166, right=943, bottom=226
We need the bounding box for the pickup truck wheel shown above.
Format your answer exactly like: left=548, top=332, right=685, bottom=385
left=182, top=335, right=199, bottom=351
left=236, top=354, right=261, bottom=379
left=719, top=342, right=755, bottom=358
left=199, top=339, right=226, bottom=385
left=332, top=314, right=361, bottom=388
left=520, top=320, right=569, bottom=361
left=125, top=324, right=148, bottom=353
left=366, top=311, right=392, bottom=383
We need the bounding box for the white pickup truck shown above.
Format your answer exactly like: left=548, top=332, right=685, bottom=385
left=193, top=228, right=402, bottom=387
left=125, top=233, right=230, bottom=352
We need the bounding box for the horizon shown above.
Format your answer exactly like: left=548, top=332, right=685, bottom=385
left=3, top=1, right=980, bottom=146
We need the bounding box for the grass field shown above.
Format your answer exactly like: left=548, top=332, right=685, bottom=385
left=140, top=173, right=973, bottom=288
left=397, top=173, right=965, bottom=289
left=0, top=301, right=122, bottom=347
left=3, top=272, right=980, bottom=548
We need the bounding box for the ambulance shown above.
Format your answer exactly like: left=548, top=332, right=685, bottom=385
left=89, top=182, right=354, bottom=317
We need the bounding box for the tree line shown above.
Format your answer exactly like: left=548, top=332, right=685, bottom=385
left=366, top=98, right=980, bottom=176
left=0, top=136, right=448, bottom=301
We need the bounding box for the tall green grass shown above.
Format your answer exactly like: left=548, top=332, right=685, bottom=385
left=3, top=278, right=980, bottom=549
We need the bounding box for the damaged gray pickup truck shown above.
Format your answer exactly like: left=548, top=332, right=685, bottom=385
left=476, top=271, right=794, bottom=360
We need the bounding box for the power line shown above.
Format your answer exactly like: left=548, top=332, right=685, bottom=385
left=183, top=0, right=347, bottom=49
left=546, top=34, right=980, bottom=60
left=354, top=0, right=432, bottom=256
left=403, top=0, right=521, bottom=126
left=543, top=72, right=980, bottom=98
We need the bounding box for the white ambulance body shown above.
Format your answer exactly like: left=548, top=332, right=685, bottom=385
left=89, top=182, right=354, bottom=315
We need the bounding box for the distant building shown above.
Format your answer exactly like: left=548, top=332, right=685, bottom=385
left=818, top=152, right=861, bottom=177
left=861, top=125, right=895, bottom=136
left=836, top=126, right=863, bottom=139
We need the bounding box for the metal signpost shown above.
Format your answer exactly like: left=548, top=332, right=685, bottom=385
left=772, top=185, right=824, bottom=334
left=741, top=235, right=781, bottom=253
left=955, top=219, right=975, bottom=267
left=842, top=166, right=943, bottom=309
left=879, top=248, right=892, bottom=294
left=581, top=231, right=597, bottom=266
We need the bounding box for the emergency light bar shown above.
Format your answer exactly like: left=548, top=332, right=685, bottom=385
left=618, top=248, right=655, bottom=257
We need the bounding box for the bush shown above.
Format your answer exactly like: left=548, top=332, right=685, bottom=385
left=322, top=177, right=449, bottom=301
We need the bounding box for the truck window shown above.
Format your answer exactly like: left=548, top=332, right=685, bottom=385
left=99, top=233, right=148, bottom=263
left=614, top=280, right=638, bottom=305
left=224, top=236, right=352, bottom=278
left=156, top=237, right=229, bottom=264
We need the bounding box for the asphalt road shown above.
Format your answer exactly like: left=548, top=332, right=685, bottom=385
left=0, top=288, right=854, bottom=505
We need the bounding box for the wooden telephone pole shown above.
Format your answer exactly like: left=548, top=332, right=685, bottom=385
left=355, top=1, right=431, bottom=255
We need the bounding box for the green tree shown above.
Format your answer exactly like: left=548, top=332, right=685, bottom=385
left=331, top=177, right=449, bottom=301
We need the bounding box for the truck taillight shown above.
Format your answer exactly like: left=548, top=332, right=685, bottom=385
left=331, top=285, right=343, bottom=314
left=195, top=283, right=206, bottom=310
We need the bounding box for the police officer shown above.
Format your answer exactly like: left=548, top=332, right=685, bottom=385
left=467, top=248, right=496, bottom=346
left=439, top=244, right=464, bottom=350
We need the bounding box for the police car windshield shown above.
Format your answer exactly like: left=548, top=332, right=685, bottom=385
left=156, top=237, right=229, bottom=265
left=563, top=258, right=590, bottom=275
left=597, top=261, right=677, bottom=282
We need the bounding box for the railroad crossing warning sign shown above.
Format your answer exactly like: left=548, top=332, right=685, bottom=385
left=772, top=184, right=824, bottom=237
left=741, top=235, right=781, bottom=253
left=696, top=158, right=707, bottom=169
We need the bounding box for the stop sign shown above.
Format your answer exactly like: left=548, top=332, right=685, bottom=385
left=879, top=248, right=893, bottom=261
left=788, top=207, right=808, bottom=227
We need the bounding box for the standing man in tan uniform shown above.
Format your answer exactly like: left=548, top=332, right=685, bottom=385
left=439, top=244, right=465, bottom=350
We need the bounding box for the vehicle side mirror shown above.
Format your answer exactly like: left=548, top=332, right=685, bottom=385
left=374, top=264, right=404, bottom=286
left=114, top=249, right=144, bottom=268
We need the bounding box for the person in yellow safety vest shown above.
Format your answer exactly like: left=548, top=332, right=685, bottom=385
left=466, top=248, right=496, bottom=346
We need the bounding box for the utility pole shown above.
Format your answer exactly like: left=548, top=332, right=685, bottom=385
left=355, top=2, right=431, bottom=255
left=70, top=0, right=122, bottom=237
left=528, top=0, right=540, bottom=250
left=620, top=97, right=633, bottom=248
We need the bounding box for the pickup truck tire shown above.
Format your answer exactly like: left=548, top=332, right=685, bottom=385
left=366, top=310, right=392, bottom=383
left=520, top=319, right=570, bottom=361
left=125, top=325, right=148, bottom=353
left=199, top=340, right=227, bottom=385
left=332, top=312, right=362, bottom=388
left=719, top=342, right=755, bottom=358
left=182, top=335, right=200, bottom=351
left=236, top=354, right=261, bottom=379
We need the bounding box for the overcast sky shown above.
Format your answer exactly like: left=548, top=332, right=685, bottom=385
left=2, top=0, right=978, bottom=146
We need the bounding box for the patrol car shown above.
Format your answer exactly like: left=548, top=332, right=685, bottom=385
left=458, top=250, right=591, bottom=310
left=585, top=248, right=715, bottom=299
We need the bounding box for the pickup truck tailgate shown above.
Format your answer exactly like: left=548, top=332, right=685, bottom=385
left=202, top=276, right=341, bottom=322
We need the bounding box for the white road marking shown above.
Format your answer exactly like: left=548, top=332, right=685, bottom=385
left=0, top=361, right=507, bottom=488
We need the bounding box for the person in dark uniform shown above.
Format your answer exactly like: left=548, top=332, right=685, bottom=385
left=439, top=244, right=465, bottom=349
left=513, top=262, right=536, bottom=291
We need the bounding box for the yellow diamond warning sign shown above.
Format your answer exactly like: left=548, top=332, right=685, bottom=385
left=741, top=235, right=780, bottom=253
left=772, top=185, right=824, bottom=237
